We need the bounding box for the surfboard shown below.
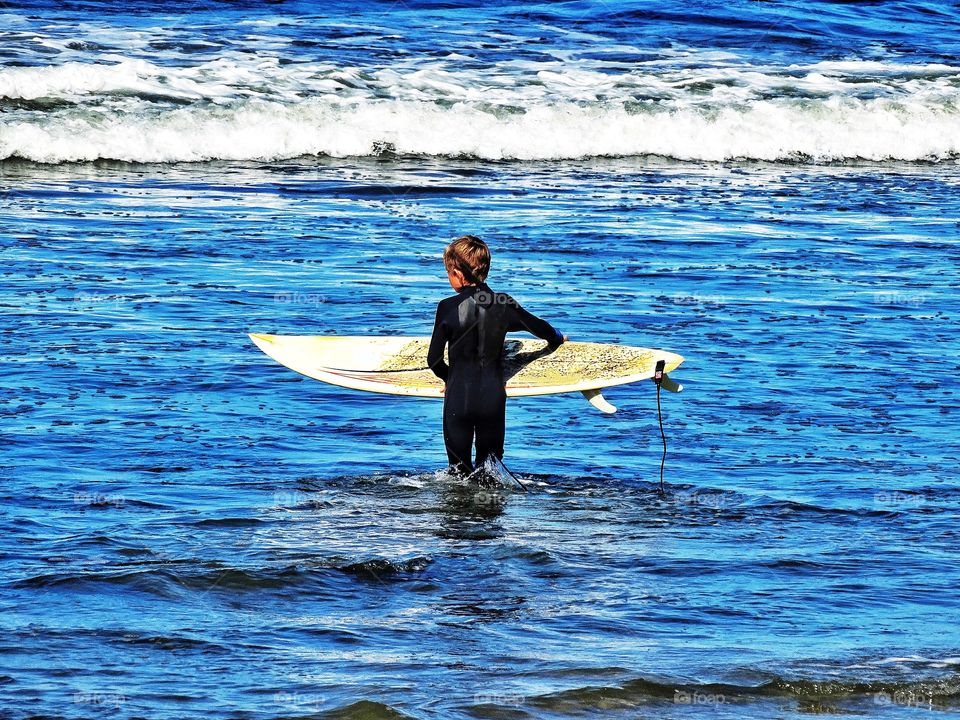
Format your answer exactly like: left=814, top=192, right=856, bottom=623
left=249, top=334, right=683, bottom=413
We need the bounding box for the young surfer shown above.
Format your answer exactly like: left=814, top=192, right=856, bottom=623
left=427, top=235, right=567, bottom=477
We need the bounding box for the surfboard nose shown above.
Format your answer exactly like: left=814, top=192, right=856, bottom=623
left=249, top=333, right=280, bottom=357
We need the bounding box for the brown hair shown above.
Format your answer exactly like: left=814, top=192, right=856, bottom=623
left=443, top=235, right=490, bottom=283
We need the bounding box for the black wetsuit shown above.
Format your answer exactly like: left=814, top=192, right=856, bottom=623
left=427, top=282, right=563, bottom=474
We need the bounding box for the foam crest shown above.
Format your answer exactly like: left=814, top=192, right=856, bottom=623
left=2, top=57, right=959, bottom=163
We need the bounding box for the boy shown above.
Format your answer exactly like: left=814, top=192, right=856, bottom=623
left=427, top=235, right=566, bottom=476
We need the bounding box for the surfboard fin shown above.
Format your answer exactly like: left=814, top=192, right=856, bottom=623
left=581, top=388, right=617, bottom=414
left=657, top=374, right=683, bottom=393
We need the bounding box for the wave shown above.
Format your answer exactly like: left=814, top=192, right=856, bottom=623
left=2, top=57, right=960, bottom=163
left=298, top=700, right=414, bottom=719
left=11, top=556, right=433, bottom=594
left=522, top=675, right=960, bottom=712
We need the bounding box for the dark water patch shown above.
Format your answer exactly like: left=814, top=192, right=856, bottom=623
left=193, top=517, right=265, bottom=528
left=115, top=632, right=227, bottom=652
left=339, top=557, right=433, bottom=581
left=11, top=569, right=184, bottom=598
left=0, top=97, right=81, bottom=111
left=746, top=499, right=896, bottom=520
left=9, top=560, right=401, bottom=595
left=276, top=183, right=504, bottom=200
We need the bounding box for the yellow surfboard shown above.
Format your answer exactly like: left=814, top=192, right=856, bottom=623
left=249, top=334, right=683, bottom=413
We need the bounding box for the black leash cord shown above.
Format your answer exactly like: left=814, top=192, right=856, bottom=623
left=497, top=456, right=529, bottom=493
left=656, top=381, right=666, bottom=494
left=654, top=359, right=667, bottom=494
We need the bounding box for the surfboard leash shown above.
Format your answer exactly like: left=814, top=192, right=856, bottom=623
left=654, top=359, right=667, bottom=494
left=495, top=456, right=529, bottom=493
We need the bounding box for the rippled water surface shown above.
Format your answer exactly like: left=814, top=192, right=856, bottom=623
left=3, top=1, right=960, bottom=718
left=3, top=157, right=959, bottom=718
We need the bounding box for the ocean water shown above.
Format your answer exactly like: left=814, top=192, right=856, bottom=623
left=2, top=2, right=960, bottom=718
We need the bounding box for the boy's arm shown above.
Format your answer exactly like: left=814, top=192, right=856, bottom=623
left=427, top=303, right=449, bottom=381
left=506, top=295, right=565, bottom=348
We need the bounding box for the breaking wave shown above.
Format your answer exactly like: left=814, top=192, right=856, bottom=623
left=2, top=57, right=959, bottom=163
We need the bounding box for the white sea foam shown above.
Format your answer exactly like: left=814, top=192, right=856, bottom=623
left=2, top=56, right=959, bottom=163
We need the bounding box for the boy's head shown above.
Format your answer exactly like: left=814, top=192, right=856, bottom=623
left=443, top=235, right=490, bottom=286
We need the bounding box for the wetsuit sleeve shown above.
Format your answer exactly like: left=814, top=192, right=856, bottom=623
left=427, top=302, right=449, bottom=381
left=506, top=295, right=564, bottom=348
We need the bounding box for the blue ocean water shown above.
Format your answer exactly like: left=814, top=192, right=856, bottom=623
left=2, top=2, right=960, bottom=718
